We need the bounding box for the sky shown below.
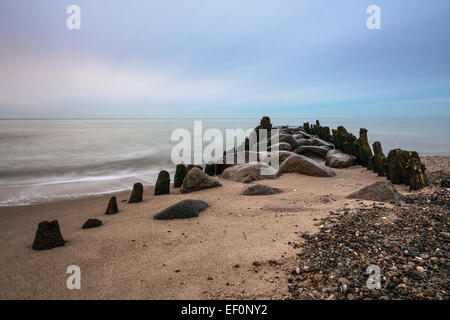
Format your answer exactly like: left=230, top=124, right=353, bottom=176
left=0, top=0, right=449, bottom=118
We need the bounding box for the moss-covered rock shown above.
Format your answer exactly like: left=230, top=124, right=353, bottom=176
left=332, top=126, right=360, bottom=159
left=357, top=128, right=373, bottom=169
left=372, top=141, right=386, bottom=176
left=384, top=149, right=427, bottom=190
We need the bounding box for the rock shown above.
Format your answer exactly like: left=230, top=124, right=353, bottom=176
left=82, top=218, right=102, bottom=229
left=347, top=180, right=403, bottom=205
left=153, top=199, right=209, bottom=220
left=278, top=135, right=298, bottom=150
left=269, top=142, right=291, bottom=151
left=338, top=278, right=350, bottom=293
left=292, top=133, right=306, bottom=139
left=174, top=164, right=188, bottom=188
left=204, top=163, right=215, bottom=176
left=312, top=138, right=335, bottom=149
left=372, top=142, right=387, bottom=176
left=441, top=179, right=450, bottom=188
left=293, top=145, right=331, bottom=158
left=128, top=182, right=144, bottom=203
left=215, top=151, right=262, bottom=175
left=180, top=167, right=222, bottom=193
left=220, top=162, right=277, bottom=183
left=384, top=149, right=428, bottom=190
left=105, top=196, right=118, bottom=215
left=325, top=150, right=356, bottom=168
left=261, top=151, right=297, bottom=165
left=242, top=184, right=282, bottom=196
left=32, top=220, right=65, bottom=250
left=155, top=170, right=170, bottom=195
left=277, top=154, right=336, bottom=177
left=295, top=138, right=315, bottom=147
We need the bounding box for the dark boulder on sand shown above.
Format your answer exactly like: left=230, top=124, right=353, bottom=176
left=82, top=218, right=102, bottom=229
left=174, top=164, right=188, bottom=188
left=155, top=170, right=170, bottom=195
left=32, top=220, right=65, bottom=250
left=128, top=182, right=143, bottom=203
left=295, top=138, right=314, bottom=147
left=347, top=180, right=402, bottom=205
left=242, top=184, right=282, bottom=196
left=277, top=154, right=336, bottom=177
left=204, top=163, right=215, bottom=176
left=153, top=199, right=209, bottom=220
left=180, top=167, right=222, bottom=193
left=105, top=196, right=118, bottom=215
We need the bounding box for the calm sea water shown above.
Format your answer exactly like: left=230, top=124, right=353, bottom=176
left=0, top=118, right=449, bottom=206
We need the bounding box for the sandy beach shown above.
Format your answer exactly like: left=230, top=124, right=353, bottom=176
left=1, top=156, right=447, bottom=300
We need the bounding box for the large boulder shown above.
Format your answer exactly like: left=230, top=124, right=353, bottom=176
left=347, top=181, right=402, bottom=205
left=82, top=219, right=102, bottom=229
left=105, top=196, right=118, bottom=215
left=312, top=137, right=335, bottom=149
left=155, top=170, right=170, bottom=195
left=242, top=184, right=282, bottom=196
left=261, top=151, right=297, bottom=165
left=180, top=167, right=222, bottom=193
left=128, top=182, right=143, bottom=203
left=220, top=162, right=277, bottom=183
left=174, top=164, right=188, bottom=188
left=294, top=145, right=330, bottom=158
left=32, top=220, right=65, bottom=250
left=269, top=142, right=291, bottom=151
left=153, top=199, right=209, bottom=220
left=295, top=138, right=314, bottom=147
left=277, top=154, right=336, bottom=177
left=325, top=150, right=357, bottom=168
left=292, top=133, right=307, bottom=139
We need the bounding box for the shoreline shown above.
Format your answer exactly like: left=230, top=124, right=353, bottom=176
left=1, top=155, right=447, bottom=209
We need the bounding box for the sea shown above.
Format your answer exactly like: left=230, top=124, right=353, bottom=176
left=0, top=118, right=449, bottom=206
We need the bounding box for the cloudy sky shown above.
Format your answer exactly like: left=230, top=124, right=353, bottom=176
left=0, top=0, right=449, bottom=118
